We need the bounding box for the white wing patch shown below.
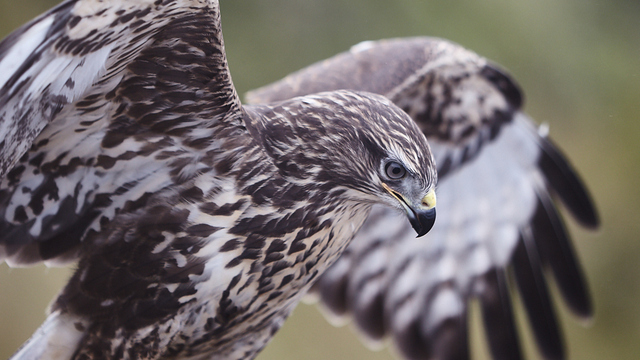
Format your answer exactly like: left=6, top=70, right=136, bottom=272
left=0, top=0, right=179, bottom=177
left=0, top=16, right=54, bottom=90
left=45, top=46, right=112, bottom=103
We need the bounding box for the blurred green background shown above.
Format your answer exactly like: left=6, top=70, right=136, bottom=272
left=0, top=0, right=638, bottom=359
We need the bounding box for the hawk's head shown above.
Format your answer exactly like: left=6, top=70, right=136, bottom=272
left=246, top=90, right=437, bottom=237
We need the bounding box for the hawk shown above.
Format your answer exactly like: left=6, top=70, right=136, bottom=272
left=247, top=37, right=599, bottom=360
left=0, top=2, right=437, bottom=359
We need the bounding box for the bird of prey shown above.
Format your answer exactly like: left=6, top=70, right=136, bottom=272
left=247, top=37, right=599, bottom=360
left=0, top=1, right=438, bottom=359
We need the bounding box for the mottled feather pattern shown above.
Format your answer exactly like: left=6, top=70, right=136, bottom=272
left=0, top=0, right=193, bottom=178
left=1, top=2, right=439, bottom=359
left=0, top=1, right=598, bottom=359
left=248, top=37, right=598, bottom=360
left=0, top=0, right=239, bottom=266
left=49, top=90, right=433, bottom=360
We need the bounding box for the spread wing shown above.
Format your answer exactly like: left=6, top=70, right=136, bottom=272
left=0, top=0, right=241, bottom=267
left=246, top=37, right=599, bottom=360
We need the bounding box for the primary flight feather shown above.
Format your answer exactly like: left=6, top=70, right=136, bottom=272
left=0, top=1, right=437, bottom=359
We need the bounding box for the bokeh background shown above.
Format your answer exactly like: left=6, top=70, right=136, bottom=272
left=0, top=0, right=638, bottom=359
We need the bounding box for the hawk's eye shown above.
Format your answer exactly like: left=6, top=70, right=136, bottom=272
left=385, top=161, right=407, bottom=179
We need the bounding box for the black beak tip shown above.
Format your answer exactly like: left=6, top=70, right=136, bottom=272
left=411, top=208, right=436, bottom=237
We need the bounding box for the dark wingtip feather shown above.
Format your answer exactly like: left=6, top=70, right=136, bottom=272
left=394, top=320, right=432, bottom=360
left=481, top=64, right=524, bottom=111
left=538, top=136, right=600, bottom=228
left=478, top=270, right=523, bottom=360
left=533, top=193, right=593, bottom=318
left=316, top=269, right=350, bottom=317
left=1, top=242, right=42, bottom=267
left=352, top=293, right=386, bottom=340
left=430, top=317, right=470, bottom=360
left=394, top=315, right=469, bottom=360
left=512, top=235, right=565, bottom=360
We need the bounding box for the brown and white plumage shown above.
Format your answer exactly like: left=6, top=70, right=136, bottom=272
left=247, top=37, right=599, bottom=360
left=0, top=3, right=437, bottom=359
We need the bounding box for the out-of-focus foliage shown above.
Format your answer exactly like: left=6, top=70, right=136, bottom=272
left=0, top=0, right=637, bottom=359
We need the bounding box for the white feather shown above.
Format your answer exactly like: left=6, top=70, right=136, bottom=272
left=0, top=16, right=54, bottom=90
left=10, top=311, right=86, bottom=360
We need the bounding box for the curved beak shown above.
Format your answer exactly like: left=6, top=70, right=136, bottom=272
left=382, top=184, right=436, bottom=237
left=408, top=199, right=436, bottom=237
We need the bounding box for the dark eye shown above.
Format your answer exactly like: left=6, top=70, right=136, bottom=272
left=385, top=161, right=407, bottom=179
